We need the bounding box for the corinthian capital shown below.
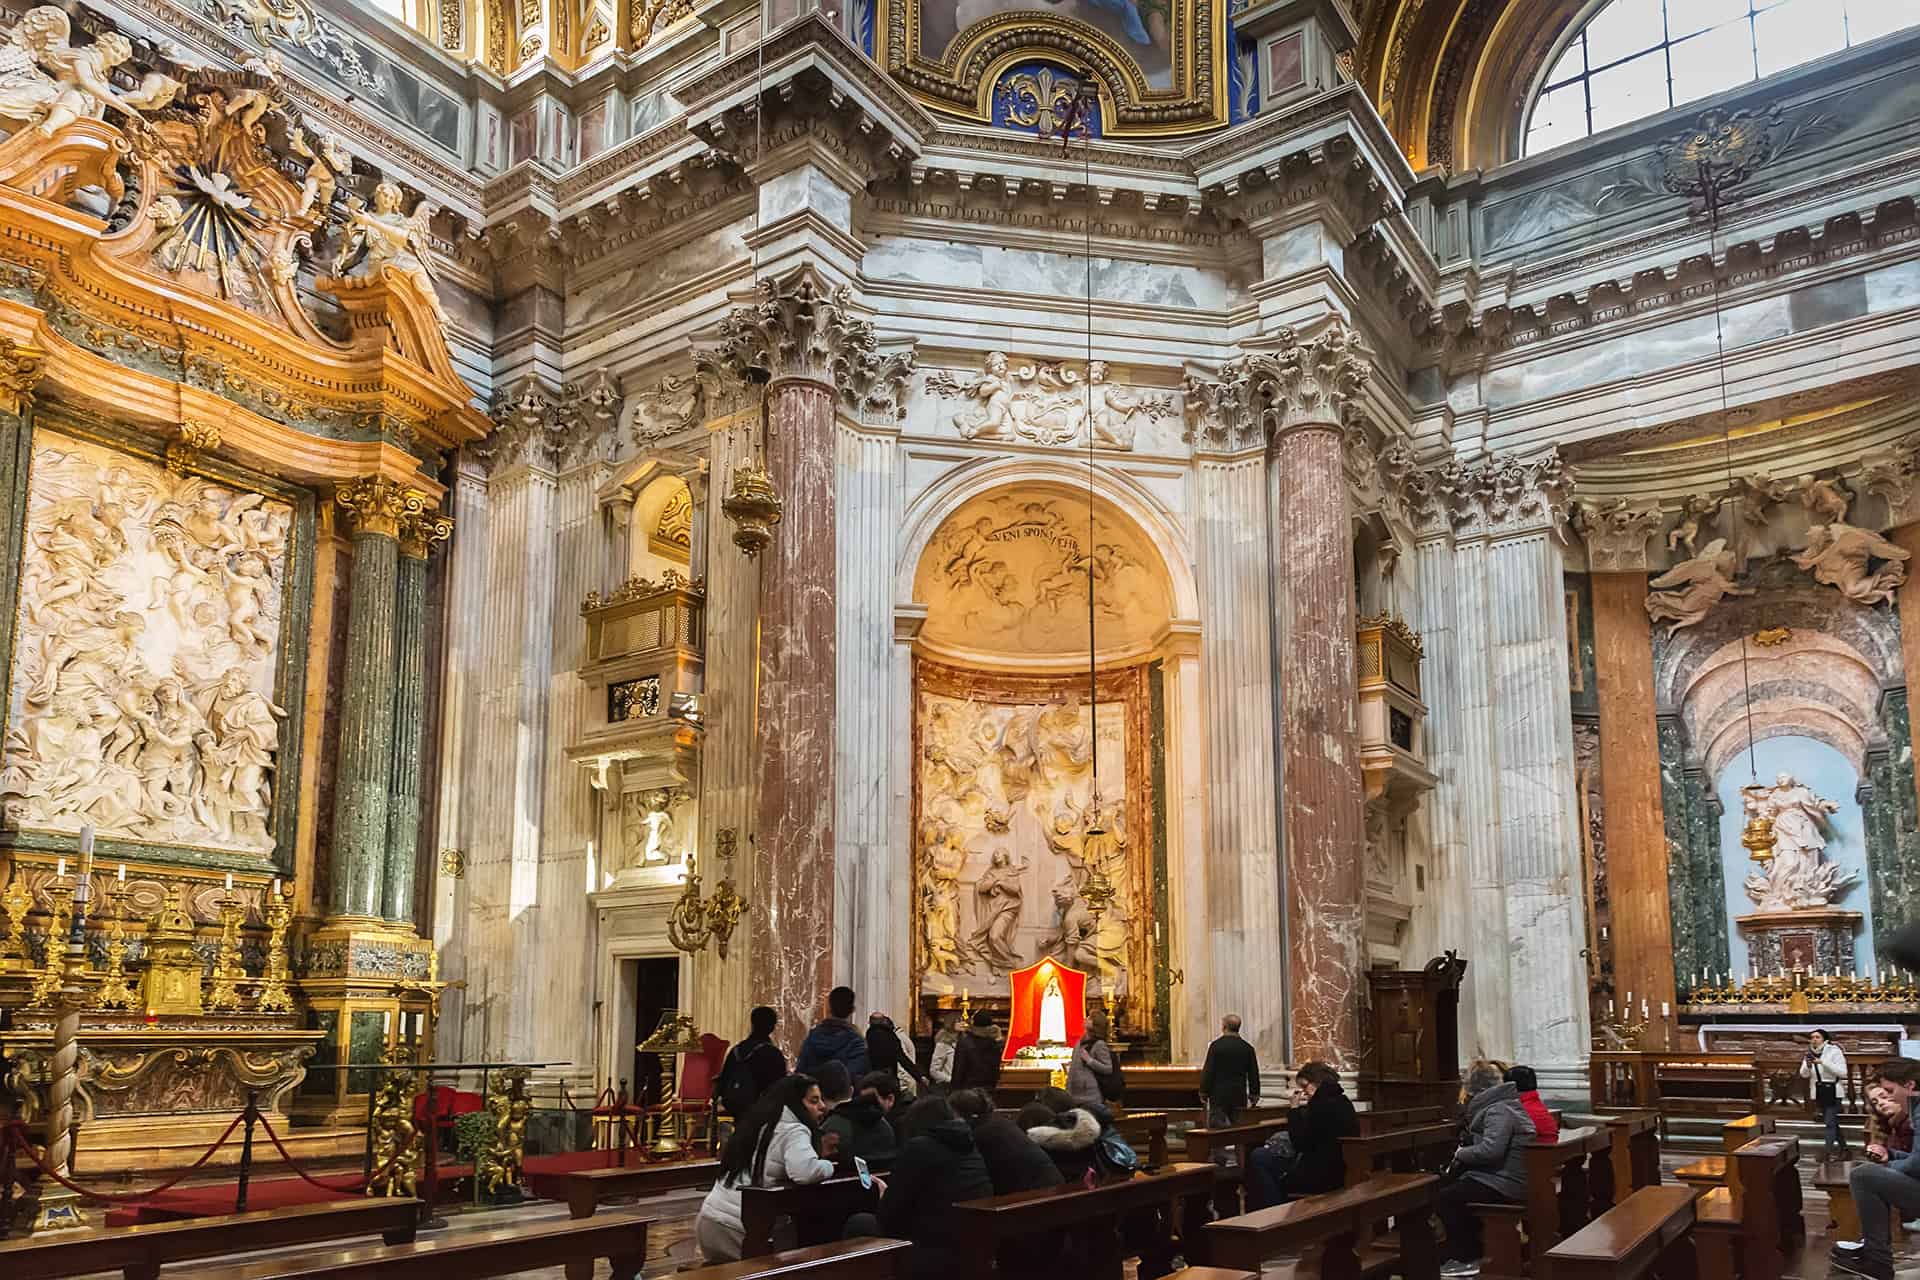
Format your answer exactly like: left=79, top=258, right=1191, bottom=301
left=840, top=343, right=916, bottom=425
left=701, top=268, right=879, bottom=390
left=0, top=336, right=47, bottom=416
left=1574, top=498, right=1665, bottom=571
left=399, top=510, right=455, bottom=558
left=1231, top=322, right=1373, bottom=442
left=1183, top=365, right=1261, bottom=453
left=337, top=476, right=430, bottom=539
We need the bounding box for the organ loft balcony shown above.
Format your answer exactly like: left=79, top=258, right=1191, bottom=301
left=566, top=573, right=706, bottom=794
left=1357, top=614, right=1437, bottom=806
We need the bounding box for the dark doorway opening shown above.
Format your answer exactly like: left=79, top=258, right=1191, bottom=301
left=633, top=956, right=681, bottom=1107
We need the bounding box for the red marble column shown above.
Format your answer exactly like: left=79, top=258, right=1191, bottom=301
left=749, top=377, right=840, bottom=1055
left=1271, top=418, right=1367, bottom=1071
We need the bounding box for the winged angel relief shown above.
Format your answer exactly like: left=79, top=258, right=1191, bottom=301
left=0, top=8, right=181, bottom=137
left=928, top=352, right=1177, bottom=451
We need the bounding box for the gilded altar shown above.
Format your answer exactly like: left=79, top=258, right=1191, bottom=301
left=0, top=7, right=485, bottom=1178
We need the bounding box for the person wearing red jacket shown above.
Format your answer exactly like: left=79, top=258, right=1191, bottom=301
left=1504, top=1065, right=1558, bottom=1143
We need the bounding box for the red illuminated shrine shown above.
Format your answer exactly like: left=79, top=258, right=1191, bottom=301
left=1001, top=956, right=1089, bottom=1061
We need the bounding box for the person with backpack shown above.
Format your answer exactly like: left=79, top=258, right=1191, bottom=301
left=718, top=1006, right=788, bottom=1120
left=1067, top=1011, right=1120, bottom=1108
left=797, top=986, right=871, bottom=1078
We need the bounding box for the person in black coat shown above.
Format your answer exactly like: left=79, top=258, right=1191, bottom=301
left=867, top=1012, right=928, bottom=1097
left=949, top=1088, right=1064, bottom=1194
left=949, top=1010, right=1005, bottom=1092
left=1199, top=1014, right=1262, bottom=1126
left=846, top=1096, right=994, bottom=1280
left=718, top=1006, right=789, bottom=1118
left=1244, top=1061, right=1360, bottom=1209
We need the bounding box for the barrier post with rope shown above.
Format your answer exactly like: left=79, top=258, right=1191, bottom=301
left=234, top=1090, right=259, bottom=1214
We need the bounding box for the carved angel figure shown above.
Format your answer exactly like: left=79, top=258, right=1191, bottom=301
left=291, top=125, right=352, bottom=219
left=949, top=351, right=1017, bottom=441
left=1667, top=493, right=1723, bottom=558
left=1792, top=522, right=1911, bottom=606
left=194, top=668, right=286, bottom=844
left=333, top=182, right=445, bottom=320
left=0, top=10, right=165, bottom=137
left=208, top=0, right=314, bottom=47
left=1798, top=474, right=1852, bottom=525
left=1645, top=537, right=1753, bottom=633
left=1087, top=361, right=1148, bottom=449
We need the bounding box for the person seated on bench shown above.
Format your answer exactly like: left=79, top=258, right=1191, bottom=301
left=1436, top=1060, right=1536, bottom=1279
left=1504, top=1065, right=1558, bottom=1143
left=845, top=1095, right=994, bottom=1280
left=950, top=1088, right=1064, bottom=1194
left=1867, top=1082, right=1913, bottom=1161
left=1834, top=1058, right=1920, bottom=1280
left=816, top=1062, right=854, bottom=1123
left=823, top=1071, right=900, bottom=1171
left=1244, top=1060, right=1359, bottom=1210
left=696, top=1072, right=839, bottom=1263
left=1018, top=1087, right=1137, bottom=1185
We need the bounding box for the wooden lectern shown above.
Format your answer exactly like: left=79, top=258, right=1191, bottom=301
left=1361, top=954, right=1466, bottom=1111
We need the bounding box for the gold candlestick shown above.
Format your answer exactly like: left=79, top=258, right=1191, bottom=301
left=93, top=883, right=137, bottom=1011
left=255, top=885, right=294, bottom=1013
left=204, top=892, right=245, bottom=1012
left=28, top=883, right=75, bottom=1008
left=0, top=875, right=30, bottom=973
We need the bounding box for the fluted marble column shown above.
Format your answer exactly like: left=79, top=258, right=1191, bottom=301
left=383, top=513, right=452, bottom=923
left=705, top=269, right=886, bottom=1052
left=1186, top=371, right=1287, bottom=1063
left=1236, top=324, right=1372, bottom=1070
left=330, top=477, right=421, bottom=919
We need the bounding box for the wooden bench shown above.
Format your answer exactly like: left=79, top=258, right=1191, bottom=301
left=953, top=1161, right=1217, bottom=1279
left=0, top=1197, right=421, bottom=1280
left=1204, top=1172, right=1440, bottom=1279
left=741, top=1177, right=881, bottom=1258
left=183, top=1209, right=651, bottom=1280
left=1695, top=1136, right=1802, bottom=1280
left=525, top=1154, right=720, bottom=1218
left=1599, top=1110, right=1661, bottom=1195
left=1116, top=1111, right=1171, bottom=1170
left=1354, top=1106, right=1446, bottom=1136
left=1674, top=1114, right=1774, bottom=1196
left=1814, top=1157, right=1913, bottom=1243
left=1475, top=1126, right=1614, bottom=1279
left=676, top=1237, right=913, bottom=1278
left=1541, top=1185, right=1697, bottom=1280
left=1341, top=1121, right=1458, bottom=1188
left=1183, top=1117, right=1290, bottom=1215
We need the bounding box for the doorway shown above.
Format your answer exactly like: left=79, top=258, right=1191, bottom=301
left=632, top=956, right=681, bottom=1107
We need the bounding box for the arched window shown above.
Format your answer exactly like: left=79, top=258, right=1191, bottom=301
left=1524, top=0, right=1915, bottom=156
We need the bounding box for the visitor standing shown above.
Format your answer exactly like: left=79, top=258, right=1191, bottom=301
left=1803, top=1029, right=1850, bottom=1157
left=1199, top=1014, right=1261, bottom=1127
left=949, top=1009, right=1004, bottom=1092
left=797, top=986, right=871, bottom=1077
left=717, top=1005, right=788, bottom=1120
left=1066, top=1012, right=1118, bottom=1108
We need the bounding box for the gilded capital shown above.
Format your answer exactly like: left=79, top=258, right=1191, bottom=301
left=0, top=336, right=48, bottom=417
left=399, top=511, right=454, bottom=558
left=335, top=476, right=427, bottom=539
left=1231, top=322, right=1373, bottom=442
left=700, top=268, right=878, bottom=391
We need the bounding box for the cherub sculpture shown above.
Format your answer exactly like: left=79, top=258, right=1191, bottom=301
left=0, top=8, right=178, bottom=137
left=332, top=182, right=445, bottom=320
left=1645, top=537, right=1753, bottom=632
left=290, top=125, right=352, bottom=219
left=1667, top=493, right=1723, bottom=559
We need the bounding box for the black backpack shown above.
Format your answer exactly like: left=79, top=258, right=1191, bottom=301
left=718, top=1044, right=762, bottom=1119
left=1098, top=1052, right=1126, bottom=1102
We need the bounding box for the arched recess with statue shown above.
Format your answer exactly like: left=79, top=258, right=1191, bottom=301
left=893, top=460, right=1210, bottom=1062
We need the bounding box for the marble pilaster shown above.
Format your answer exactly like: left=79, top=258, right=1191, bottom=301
left=1590, top=572, right=1674, bottom=1044
left=0, top=395, right=35, bottom=725
left=383, top=516, right=451, bottom=924
left=1892, top=524, right=1920, bottom=792
left=328, top=477, right=419, bottom=920
left=1231, top=323, right=1372, bottom=1070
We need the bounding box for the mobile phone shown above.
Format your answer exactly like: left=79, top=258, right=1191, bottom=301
left=854, top=1155, right=872, bottom=1189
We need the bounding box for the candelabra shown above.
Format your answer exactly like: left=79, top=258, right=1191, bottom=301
left=93, top=883, right=138, bottom=1011
left=666, top=829, right=748, bottom=958
left=204, top=890, right=245, bottom=1012
left=255, top=884, right=294, bottom=1013
left=0, top=874, right=30, bottom=973
left=28, top=883, right=75, bottom=1008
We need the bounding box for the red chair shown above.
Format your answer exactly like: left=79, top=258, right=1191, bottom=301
left=413, top=1086, right=483, bottom=1158
left=647, top=1034, right=729, bottom=1154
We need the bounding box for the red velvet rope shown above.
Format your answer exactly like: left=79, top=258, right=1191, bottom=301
left=254, top=1113, right=406, bottom=1196
left=2, top=1113, right=244, bottom=1205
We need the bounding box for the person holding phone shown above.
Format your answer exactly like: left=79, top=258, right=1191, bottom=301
left=1802, top=1029, right=1851, bottom=1157
left=696, top=1073, right=838, bottom=1262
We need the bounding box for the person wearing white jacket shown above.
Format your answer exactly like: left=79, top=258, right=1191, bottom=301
left=1801, top=1029, right=1851, bottom=1156
left=697, top=1073, right=841, bottom=1261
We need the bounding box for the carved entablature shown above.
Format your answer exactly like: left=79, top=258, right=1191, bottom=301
left=0, top=10, right=489, bottom=468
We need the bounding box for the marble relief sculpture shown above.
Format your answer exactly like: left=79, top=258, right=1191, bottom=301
left=1741, top=773, right=1856, bottom=912
left=1666, top=493, right=1723, bottom=558
left=1791, top=522, right=1910, bottom=606
left=1, top=434, right=290, bottom=852
left=0, top=8, right=180, bottom=137
left=1645, top=537, right=1753, bottom=633
left=929, top=351, right=1175, bottom=451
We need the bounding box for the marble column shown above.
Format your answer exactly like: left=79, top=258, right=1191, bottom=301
left=0, top=350, right=40, bottom=721
left=1236, top=324, right=1371, bottom=1070
left=1186, top=371, right=1287, bottom=1063
left=1591, top=572, right=1675, bottom=1042
left=383, top=514, right=451, bottom=924
left=330, top=477, right=420, bottom=920
left=705, top=269, right=883, bottom=1053
left=1891, top=524, right=1920, bottom=779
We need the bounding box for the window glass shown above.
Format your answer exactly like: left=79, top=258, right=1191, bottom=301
left=1522, top=0, right=1916, bottom=156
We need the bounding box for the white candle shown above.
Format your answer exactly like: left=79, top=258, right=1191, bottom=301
left=224, top=872, right=233, bottom=891
left=1661, top=1002, right=1670, bottom=1018
left=271, top=878, right=281, bottom=898
left=56, top=858, right=65, bottom=878
left=1609, top=998, right=1616, bottom=1015
left=116, top=863, right=125, bottom=882
left=1641, top=998, right=1649, bottom=1018
left=1624, top=990, right=1633, bottom=1010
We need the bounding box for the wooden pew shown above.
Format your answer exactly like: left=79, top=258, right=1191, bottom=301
left=1695, top=1136, right=1802, bottom=1280
left=1599, top=1110, right=1661, bottom=1195
left=1474, top=1126, right=1613, bottom=1280
left=526, top=1154, right=720, bottom=1218
left=1116, top=1111, right=1171, bottom=1170
left=676, top=1237, right=913, bottom=1278
left=1355, top=1106, right=1446, bottom=1136
left=0, top=1197, right=421, bottom=1280
left=184, top=1209, right=652, bottom=1280
left=1183, top=1116, right=1290, bottom=1215
left=1674, top=1114, right=1774, bottom=1196
left=952, top=1161, right=1216, bottom=1280
left=741, top=1177, right=881, bottom=1258
left=1203, top=1172, right=1440, bottom=1279
left=1540, top=1185, right=1697, bottom=1280
left=1341, top=1121, right=1458, bottom=1188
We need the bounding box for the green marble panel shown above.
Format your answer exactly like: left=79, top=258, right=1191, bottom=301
left=329, top=530, right=400, bottom=917
left=0, top=409, right=31, bottom=727
left=1566, top=573, right=1599, bottom=719
left=301, top=1009, right=340, bottom=1097
left=347, top=1008, right=388, bottom=1096
left=1658, top=715, right=1731, bottom=987
left=383, top=552, right=428, bottom=922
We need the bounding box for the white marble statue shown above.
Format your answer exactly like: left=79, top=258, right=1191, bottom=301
left=1791, top=522, right=1911, bottom=606
left=1742, top=773, right=1856, bottom=912
left=0, top=8, right=177, bottom=138
left=934, top=352, right=1171, bottom=450
left=1645, top=538, right=1753, bottom=632
left=333, top=182, right=445, bottom=320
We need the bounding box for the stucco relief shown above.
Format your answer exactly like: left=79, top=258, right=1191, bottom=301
left=926, top=353, right=1176, bottom=452
left=914, top=677, right=1141, bottom=1001
left=912, top=493, right=1171, bottom=660
left=1, top=432, right=290, bottom=852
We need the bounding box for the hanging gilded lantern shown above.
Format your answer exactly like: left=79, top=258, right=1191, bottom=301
left=1741, top=813, right=1776, bottom=865
left=721, top=460, right=783, bottom=557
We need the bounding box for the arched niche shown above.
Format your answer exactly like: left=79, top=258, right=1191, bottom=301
left=628, top=474, right=693, bottom=579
